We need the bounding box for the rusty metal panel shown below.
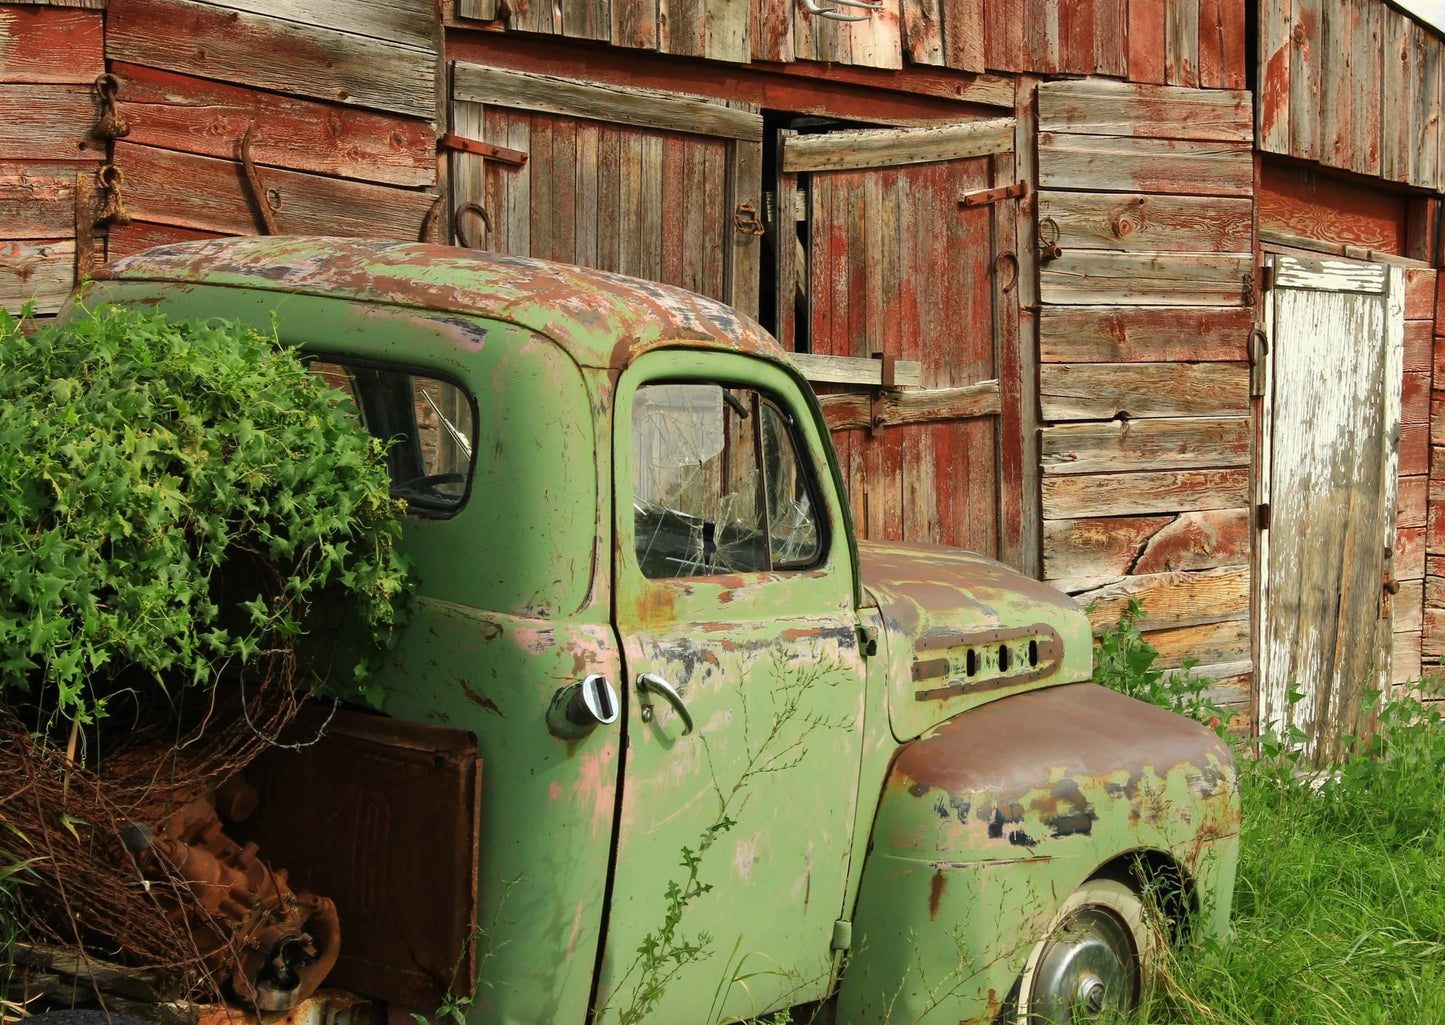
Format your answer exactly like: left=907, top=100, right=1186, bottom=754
left=239, top=708, right=481, bottom=1010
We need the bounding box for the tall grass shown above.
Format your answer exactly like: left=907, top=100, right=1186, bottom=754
left=1145, top=693, right=1445, bottom=1025
left=1093, top=605, right=1445, bottom=1024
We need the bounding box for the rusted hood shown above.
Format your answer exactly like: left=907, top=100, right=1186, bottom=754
left=858, top=540, right=1094, bottom=740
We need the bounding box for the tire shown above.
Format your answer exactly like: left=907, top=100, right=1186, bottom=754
left=1014, top=877, right=1157, bottom=1024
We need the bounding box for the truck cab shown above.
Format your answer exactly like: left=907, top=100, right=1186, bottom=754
left=82, top=236, right=1239, bottom=1025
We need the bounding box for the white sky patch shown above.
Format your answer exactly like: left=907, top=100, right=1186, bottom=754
left=1393, top=0, right=1445, bottom=33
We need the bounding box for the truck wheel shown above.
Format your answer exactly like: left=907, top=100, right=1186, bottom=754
left=1015, top=878, right=1155, bottom=1024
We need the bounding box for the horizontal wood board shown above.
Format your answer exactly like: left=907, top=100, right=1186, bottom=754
left=0, top=5, right=103, bottom=82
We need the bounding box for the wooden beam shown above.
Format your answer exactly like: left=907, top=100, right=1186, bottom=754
left=1040, top=416, right=1251, bottom=474
left=817, top=380, right=1002, bottom=432
left=1037, top=305, right=1251, bottom=362
left=789, top=352, right=923, bottom=387
left=1037, top=132, right=1253, bottom=195
left=453, top=62, right=763, bottom=142
left=1038, top=191, right=1251, bottom=253
left=1041, top=467, right=1249, bottom=518
left=781, top=119, right=1015, bottom=173
left=1037, top=78, right=1250, bottom=141
left=1040, top=251, right=1252, bottom=306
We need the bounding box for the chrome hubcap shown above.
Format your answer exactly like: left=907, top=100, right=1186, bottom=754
left=1028, top=907, right=1138, bottom=1023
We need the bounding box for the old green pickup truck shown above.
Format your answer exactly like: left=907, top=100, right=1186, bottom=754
left=75, top=236, right=1238, bottom=1025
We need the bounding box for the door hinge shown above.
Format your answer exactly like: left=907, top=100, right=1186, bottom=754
left=1260, top=263, right=1276, bottom=292
left=831, top=919, right=853, bottom=951
left=437, top=133, right=529, bottom=167
left=1256, top=503, right=1271, bottom=531
left=959, top=181, right=1028, bottom=208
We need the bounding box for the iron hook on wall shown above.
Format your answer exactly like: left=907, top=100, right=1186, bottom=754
left=799, top=0, right=883, bottom=22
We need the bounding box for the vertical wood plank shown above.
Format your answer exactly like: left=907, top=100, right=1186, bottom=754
left=659, top=134, right=686, bottom=286
left=1198, top=0, right=1223, bottom=87
left=701, top=139, right=726, bottom=300
left=1258, top=0, right=1292, bottom=152
left=529, top=115, right=554, bottom=262
left=1413, top=24, right=1442, bottom=190
left=1220, top=0, right=1246, bottom=88
left=663, top=0, right=706, bottom=56
left=614, top=0, right=660, bottom=49
left=995, top=145, right=1028, bottom=572
left=1349, top=0, right=1381, bottom=177
left=1128, top=0, right=1166, bottom=84
left=1165, top=0, right=1199, bottom=86
left=551, top=117, right=577, bottom=263
left=1094, top=0, right=1128, bottom=78
left=562, top=0, right=608, bottom=39
left=902, top=0, right=946, bottom=65
left=986, top=0, right=1028, bottom=72
left=729, top=138, right=763, bottom=318
left=943, top=0, right=986, bottom=72
left=503, top=112, right=531, bottom=256
left=1060, top=0, right=1096, bottom=74
left=1290, top=0, right=1321, bottom=164
left=449, top=99, right=485, bottom=246
left=510, top=0, right=561, bottom=34
left=1320, top=0, right=1353, bottom=170
left=575, top=120, right=599, bottom=269
left=1026, top=0, right=1059, bottom=73
left=1382, top=8, right=1411, bottom=183
left=752, top=0, right=793, bottom=61
left=596, top=124, right=621, bottom=273
left=705, top=0, right=751, bottom=62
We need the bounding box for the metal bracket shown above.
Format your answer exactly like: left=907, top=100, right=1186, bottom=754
left=868, top=350, right=895, bottom=438
left=960, top=181, right=1027, bottom=208
left=734, top=201, right=766, bottom=236
left=438, top=133, right=529, bottom=167
left=799, top=0, right=882, bottom=21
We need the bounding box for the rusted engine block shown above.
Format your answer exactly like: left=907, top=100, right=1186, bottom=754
left=128, top=776, right=340, bottom=1011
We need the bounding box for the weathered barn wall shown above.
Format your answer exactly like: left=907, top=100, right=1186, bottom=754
left=1032, top=77, right=1254, bottom=725
left=453, top=0, right=1244, bottom=86
left=0, top=1, right=105, bottom=318
left=1259, top=0, right=1444, bottom=190
left=101, top=0, right=439, bottom=259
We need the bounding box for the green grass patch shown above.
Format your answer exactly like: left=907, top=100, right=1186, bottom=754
left=1094, top=603, right=1445, bottom=1024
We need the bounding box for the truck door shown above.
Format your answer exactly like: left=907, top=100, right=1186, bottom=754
left=595, top=350, right=867, bottom=1024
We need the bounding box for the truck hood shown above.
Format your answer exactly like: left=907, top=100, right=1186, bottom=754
left=858, top=540, right=1095, bottom=741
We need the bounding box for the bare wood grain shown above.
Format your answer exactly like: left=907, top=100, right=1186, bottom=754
left=1350, top=0, right=1381, bottom=178
left=1042, top=514, right=1173, bottom=591
left=789, top=352, right=923, bottom=386
left=457, top=0, right=499, bottom=19
left=107, top=0, right=437, bottom=120
left=1038, top=305, right=1251, bottom=362
left=452, top=63, right=762, bottom=142
left=1041, top=467, right=1249, bottom=518
left=0, top=162, right=86, bottom=237
left=199, top=0, right=437, bottom=49
left=1039, top=251, right=1252, bottom=306
left=781, top=119, right=1013, bottom=172
left=0, top=238, right=72, bottom=314
left=1289, top=0, right=1322, bottom=164
left=1395, top=579, right=1424, bottom=633
left=1411, top=21, right=1441, bottom=190
left=1038, top=190, right=1250, bottom=253
left=562, top=0, right=609, bottom=40
left=1041, top=415, right=1250, bottom=473
left=1393, top=629, right=1423, bottom=686
left=0, top=5, right=103, bottom=83
left=1256, top=0, right=1291, bottom=152
left=818, top=380, right=1001, bottom=431
left=1164, top=0, right=1198, bottom=87
left=705, top=0, right=752, bottom=61
left=1037, top=132, right=1252, bottom=195
left=1037, top=78, right=1250, bottom=141
left=0, top=84, right=97, bottom=161
left=112, top=141, right=437, bottom=239
left=1135, top=507, right=1249, bottom=573
left=902, top=0, right=944, bottom=65
left=1079, top=566, right=1249, bottom=632
left=943, top=0, right=985, bottom=72
left=115, top=63, right=435, bottom=188
left=1128, top=0, right=1166, bottom=84
left=1147, top=617, right=1250, bottom=669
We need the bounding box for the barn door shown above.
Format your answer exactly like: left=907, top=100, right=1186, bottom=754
left=447, top=63, right=763, bottom=316
left=774, top=119, right=1034, bottom=572
left=1258, top=254, right=1404, bottom=761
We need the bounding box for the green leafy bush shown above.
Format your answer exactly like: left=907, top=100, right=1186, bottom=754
left=0, top=304, right=410, bottom=731
left=1093, top=599, right=1229, bottom=733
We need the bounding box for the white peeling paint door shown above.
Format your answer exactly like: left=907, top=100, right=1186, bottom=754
left=1258, top=254, right=1403, bottom=760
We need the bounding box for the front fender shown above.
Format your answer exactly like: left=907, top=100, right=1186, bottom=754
left=836, top=683, right=1239, bottom=1024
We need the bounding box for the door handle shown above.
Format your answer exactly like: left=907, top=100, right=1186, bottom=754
left=636, top=673, right=694, bottom=736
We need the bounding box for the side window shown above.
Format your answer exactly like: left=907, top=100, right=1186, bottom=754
left=309, top=360, right=475, bottom=515
left=633, top=383, right=822, bottom=579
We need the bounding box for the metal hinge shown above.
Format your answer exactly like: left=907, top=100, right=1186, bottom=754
left=960, top=181, right=1028, bottom=208
left=1256, top=503, right=1271, bottom=531
left=831, top=919, right=853, bottom=951
left=438, top=133, right=529, bottom=167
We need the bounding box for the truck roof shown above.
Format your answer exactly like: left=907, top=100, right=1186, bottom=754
left=94, top=236, right=787, bottom=372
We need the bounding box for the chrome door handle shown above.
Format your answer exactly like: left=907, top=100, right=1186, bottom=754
left=636, top=673, right=694, bottom=736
